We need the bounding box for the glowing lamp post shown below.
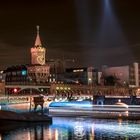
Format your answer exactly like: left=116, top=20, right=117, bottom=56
left=88, top=78, right=93, bottom=94
left=88, top=78, right=92, bottom=83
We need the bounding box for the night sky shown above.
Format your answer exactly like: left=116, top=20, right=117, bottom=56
left=0, top=0, right=140, bottom=69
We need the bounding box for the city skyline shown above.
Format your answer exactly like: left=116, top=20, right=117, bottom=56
left=0, top=0, right=140, bottom=69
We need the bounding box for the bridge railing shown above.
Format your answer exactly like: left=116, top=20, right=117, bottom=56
left=5, top=82, right=51, bottom=86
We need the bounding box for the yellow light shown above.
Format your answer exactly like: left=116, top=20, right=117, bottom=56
left=56, top=87, right=59, bottom=90
left=54, top=129, right=58, bottom=140
left=88, top=78, right=92, bottom=81
left=91, top=125, right=94, bottom=140
left=0, top=71, right=3, bottom=74
left=73, top=69, right=84, bottom=72
left=48, top=128, right=52, bottom=140
left=137, top=89, right=140, bottom=92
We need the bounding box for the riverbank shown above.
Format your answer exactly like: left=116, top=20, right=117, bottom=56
left=0, top=110, right=52, bottom=122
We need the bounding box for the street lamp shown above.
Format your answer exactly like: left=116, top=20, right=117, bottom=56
left=88, top=78, right=93, bottom=93
left=88, top=78, right=95, bottom=103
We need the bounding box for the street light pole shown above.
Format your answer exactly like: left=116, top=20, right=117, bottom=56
left=88, top=78, right=93, bottom=94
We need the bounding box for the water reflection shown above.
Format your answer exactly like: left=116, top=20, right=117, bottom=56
left=52, top=117, right=140, bottom=139
left=1, top=118, right=140, bottom=140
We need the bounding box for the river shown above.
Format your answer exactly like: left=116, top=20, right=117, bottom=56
left=0, top=117, right=140, bottom=140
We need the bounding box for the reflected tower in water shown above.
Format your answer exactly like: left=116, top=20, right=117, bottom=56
left=1, top=118, right=140, bottom=140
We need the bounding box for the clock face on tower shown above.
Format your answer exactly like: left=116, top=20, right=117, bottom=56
left=37, top=55, right=45, bottom=65
left=31, top=46, right=46, bottom=65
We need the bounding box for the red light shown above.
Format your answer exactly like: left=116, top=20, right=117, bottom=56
left=13, top=88, right=17, bottom=93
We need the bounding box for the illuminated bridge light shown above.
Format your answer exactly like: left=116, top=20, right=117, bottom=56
left=13, top=88, right=18, bottom=93
left=60, top=87, right=63, bottom=90
left=73, top=69, right=84, bottom=72
left=49, top=101, right=92, bottom=108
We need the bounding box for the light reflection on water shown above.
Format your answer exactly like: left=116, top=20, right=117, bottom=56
left=1, top=118, right=140, bottom=140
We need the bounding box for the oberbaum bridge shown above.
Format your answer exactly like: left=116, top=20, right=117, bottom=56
left=3, top=82, right=140, bottom=106
left=1, top=26, right=140, bottom=106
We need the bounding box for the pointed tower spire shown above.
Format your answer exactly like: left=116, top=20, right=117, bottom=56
left=35, top=25, right=42, bottom=47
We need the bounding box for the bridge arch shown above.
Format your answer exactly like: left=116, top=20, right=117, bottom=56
left=93, top=95, right=105, bottom=105
left=97, top=100, right=104, bottom=105
left=18, top=87, right=41, bottom=93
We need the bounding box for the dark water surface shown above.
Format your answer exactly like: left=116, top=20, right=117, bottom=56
left=0, top=117, right=140, bottom=140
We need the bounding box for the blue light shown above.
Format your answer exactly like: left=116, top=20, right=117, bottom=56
left=49, top=101, right=92, bottom=108
left=22, top=70, right=27, bottom=76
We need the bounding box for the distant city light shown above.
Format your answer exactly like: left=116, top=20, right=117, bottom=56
left=73, top=69, right=84, bottom=72
left=0, top=71, right=3, bottom=74
left=22, top=70, right=27, bottom=76
left=88, top=78, right=92, bottom=81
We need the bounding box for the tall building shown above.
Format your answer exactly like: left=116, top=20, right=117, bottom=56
left=4, top=26, right=50, bottom=95
left=28, top=26, right=50, bottom=84
left=4, top=65, right=29, bottom=85
left=102, top=62, right=140, bottom=87
left=0, top=70, right=5, bottom=95
left=64, top=67, right=99, bottom=85
left=31, top=26, right=46, bottom=65
left=129, top=62, right=139, bottom=87
left=4, top=65, right=30, bottom=94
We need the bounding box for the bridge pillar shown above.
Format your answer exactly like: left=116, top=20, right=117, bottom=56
left=93, top=95, right=105, bottom=105
left=130, top=96, right=136, bottom=105
left=97, top=99, right=104, bottom=105
left=33, top=96, right=44, bottom=114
